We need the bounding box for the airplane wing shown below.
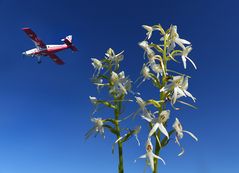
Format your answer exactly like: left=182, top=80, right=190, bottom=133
left=22, top=28, right=46, bottom=49
left=48, top=54, right=65, bottom=65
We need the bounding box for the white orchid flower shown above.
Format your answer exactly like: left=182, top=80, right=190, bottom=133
left=105, top=48, right=124, bottom=66
left=135, top=97, right=152, bottom=119
left=136, top=138, right=165, bottom=171
left=142, top=25, right=154, bottom=39
left=141, top=64, right=151, bottom=81
left=181, top=46, right=197, bottom=69
left=173, top=118, right=198, bottom=156
left=148, top=110, right=170, bottom=139
left=142, top=24, right=165, bottom=39
left=110, top=71, right=132, bottom=96
left=91, top=58, right=103, bottom=76
left=85, top=117, right=105, bottom=139
left=161, top=25, right=190, bottom=50
left=138, top=41, right=155, bottom=62
left=150, top=62, right=163, bottom=78
left=161, top=76, right=196, bottom=104
left=137, top=64, right=151, bottom=87
left=170, top=25, right=191, bottom=49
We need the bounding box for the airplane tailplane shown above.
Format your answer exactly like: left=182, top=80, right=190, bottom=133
left=61, top=35, right=78, bottom=52
left=70, top=45, right=78, bottom=52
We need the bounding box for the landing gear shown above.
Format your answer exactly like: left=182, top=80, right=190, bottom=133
left=37, top=56, right=42, bottom=64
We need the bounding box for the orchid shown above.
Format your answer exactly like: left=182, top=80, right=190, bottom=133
left=91, top=58, right=103, bottom=76
left=141, top=64, right=151, bottom=81
left=110, top=71, right=132, bottom=96
left=150, top=62, right=163, bottom=78
left=87, top=24, right=199, bottom=173
left=161, top=75, right=196, bottom=104
left=135, top=96, right=152, bottom=119
left=142, top=24, right=165, bottom=39
left=137, top=138, right=165, bottom=171
left=85, top=117, right=105, bottom=139
left=138, top=41, right=156, bottom=62
left=167, top=25, right=191, bottom=50
left=105, top=48, right=124, bottom=66
left=173, top=118, right=198, bottom=156
left=181, top=46, right=197, bottom=69
left=148, top=110, right=170, bottom=139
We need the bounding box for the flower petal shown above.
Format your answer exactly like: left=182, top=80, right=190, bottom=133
left=183, top=90, right=196, bottom=102
left=158, top=123, right=169, bottom=139
left=178, top=147, right=185, bottom=156
left=183, top=130, right=198, bottom=141
left=138, top=154, right=146, bottom=159
left=147, top=152, right=155, bottom=171
left=152, top=153, right=166, bottom=165
left=149, top=123, right=159, bottom=137
left=185, top=56, right=197, bottom=69
left=178, top=38, right=191, bottom=45
left=181, top=55, right=187, bottom=69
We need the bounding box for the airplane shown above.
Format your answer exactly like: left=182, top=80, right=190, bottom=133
left=22, top=28, right=78, bottom=65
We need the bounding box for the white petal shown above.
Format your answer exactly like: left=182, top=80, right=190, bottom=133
left=185, top=56, right=197, bottom=69
left=178, top=38, right=191, bottom=45
left=183, top=90, right=196, bottom=102
left=172, top=88, right=178, bottom=104
left=147, top=152, right=155, bottom=171
left=135, top=135, right=140, bottom=146
left=183, top=130, right=198, bottom=141
left=152, top=153, right=166, bottom=165
left=175, top=39, right=186, bottom=49
left=149, top=123, right=159, bottom=137
left=178, top=147, right=185, bottom=156
left=139, top=154, right=147, bottom=159
left=176, top=87, right=186, bottom=98
left=158, top=123, right=169, bottom=139
left=181, top=55, right=187, bottom=69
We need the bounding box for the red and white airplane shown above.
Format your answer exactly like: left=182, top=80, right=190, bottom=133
left=22, top=28, right=78, bottom=65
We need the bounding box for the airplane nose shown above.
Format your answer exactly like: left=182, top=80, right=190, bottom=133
left=22, top=52, right=26, bottom=55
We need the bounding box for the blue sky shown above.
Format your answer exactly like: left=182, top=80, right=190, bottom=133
left=0, top=0, right=239, bottom=172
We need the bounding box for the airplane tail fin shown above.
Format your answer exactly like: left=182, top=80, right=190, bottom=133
left=61, top=35, right=78, bottom=52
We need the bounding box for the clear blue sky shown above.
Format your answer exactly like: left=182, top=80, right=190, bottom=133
left=0, top=0, right=238, bottom=173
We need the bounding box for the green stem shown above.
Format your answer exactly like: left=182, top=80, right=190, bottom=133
left=153, top=131, right=161, bottom=173
left=153, top=34, right=168, bottom=173
left=114, top=96, right=124, bottom=173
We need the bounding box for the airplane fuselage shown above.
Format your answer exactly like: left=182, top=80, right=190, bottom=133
left=23, top=44, right=69, bottom=56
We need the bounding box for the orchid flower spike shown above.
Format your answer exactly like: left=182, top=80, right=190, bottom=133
left=136, top=138, right=165, bottom=171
